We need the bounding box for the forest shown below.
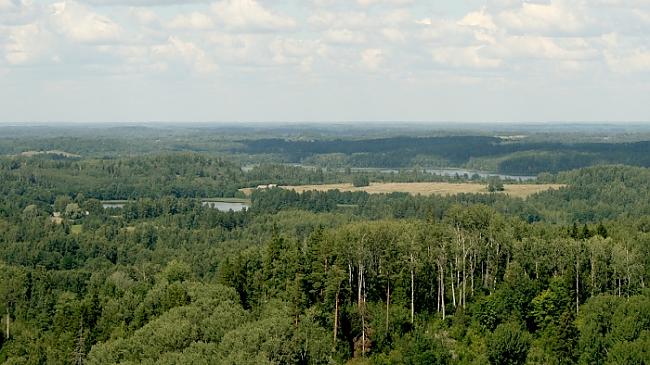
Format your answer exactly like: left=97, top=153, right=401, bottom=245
left=0, top=125, right=649, bottom=364
left=2, top=124, right=650, bottom=175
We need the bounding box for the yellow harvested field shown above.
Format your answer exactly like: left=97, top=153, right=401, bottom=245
left=272, top=182, right=565, bottom=199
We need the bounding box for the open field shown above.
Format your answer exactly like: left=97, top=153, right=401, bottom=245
left=70, top=225, right=82, bottom=234
left=263, top=182, right=565, bottom=199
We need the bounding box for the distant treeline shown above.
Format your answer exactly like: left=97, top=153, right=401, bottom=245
left=239, top=137, right=650, bottom=174
left=4, top=132, right=650, bottom=175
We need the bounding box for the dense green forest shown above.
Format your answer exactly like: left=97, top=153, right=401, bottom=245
left=1, top=126, right=649, bottom=364
left=2, top=125, right=650, bottom=175
left=240, top=137, right=650, bottom=174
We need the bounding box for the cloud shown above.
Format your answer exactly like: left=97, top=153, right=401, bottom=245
left=79, top=0, right=209, bottom=5
left=356, top=0, right=413, bottom=7
left=129, top=8, right=159, bottom=26
left=605, top=48, right=650, bottom=73
left=269, top=37, right=324, bottom=72
left=324, top=29, right=366, bottom=44
left=497, top=1, right=594, bottom=36
left=167, top=12, right=214, bottom=30
left=1, top=0, right=650, bottom=125
left=308, top=11, right=371, bottom=29
left=0, top=0, right=22, bottom=11
left=360, top=48, right=383, bottom=70
left=152, top=35, right=217, bottom=73
left=381, top=27, right=405, bottom=42
left=211, top=0, right=296, bottom=32
left=50, top=1, right=122, bottom=44
left=3, top=23, right=54, bottom=65
left=0, top=0, right=40, bottom=25
left=459, top=10, right=497, bottom=31
left=431, top=46, right=502, bottom=69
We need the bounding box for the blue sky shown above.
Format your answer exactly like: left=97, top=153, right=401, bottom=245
left=0, top=0, right=648, bottom=123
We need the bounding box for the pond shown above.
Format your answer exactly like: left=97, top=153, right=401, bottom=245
left=102, top=202, right=127, bottom=209
left=102, top=201, right=250, bottom=212
left=201, top=201, right=249, bottom=212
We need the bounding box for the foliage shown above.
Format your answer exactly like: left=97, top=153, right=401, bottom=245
left=352, top=175, right=370, bottom=187
left=487, top=322, right=532, bottom=365
left=1, top=133, right=649, bottom=364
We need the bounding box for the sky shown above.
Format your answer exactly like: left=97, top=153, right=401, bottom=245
left=0, top=0, right=648, bottom=123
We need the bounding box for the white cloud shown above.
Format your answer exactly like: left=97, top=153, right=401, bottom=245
left=80, top=0, right=209, bottom=5
left=431, top=46, right=502, bottom=69
left=270, top=37, right=324, bottom=72
left=0, top=0, right=39, bottom=26
left=324, top=29, right=366, bottom=44
left=167, top=12, right=213, bottom=29
left=211, top=0, right=296, bottom=32
left=356, top=0, right=413, bottom=7
left=0, top=0, right=20, bottom=11
left=497, top=1, right=594, bottom=36
left=360, top=48, right=383, bottom=70
left=381, top=27, right=405, bottom=42
left=308, top=11, right=371, bottom=29
left=417, top=18, right=475, bottom=46
left=605, top=48, right=650, bottom=73
left=459, top=9, right=497, bottom=31
left=50, top=1, right=122, bottom=44
left=129, top=7, right=159, bottom=26
left=1, top=0, right=649, bottom=123
left=3, top=23, right=53, bottom=65
left=152, top=36, right=217, bottom=73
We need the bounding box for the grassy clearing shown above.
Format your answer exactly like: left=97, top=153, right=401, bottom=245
left=70, top=225, right=82, bottom=234
left=276, top=182, right=565, bottom=199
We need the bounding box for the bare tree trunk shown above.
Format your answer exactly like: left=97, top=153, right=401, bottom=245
left=494, top=243, right=501, bottom=291
left=450, top=262, right=456, bottom=308
left=626, top=246, right=631, bottom=297
left=410, top=254, right=415, bottom=324
left=437, top=270, right=441, bottom=313
left=481, top=261, right=485, bottom=289
left=456, top=256, right=460, bottom=293
left=591, top=255, right=596, bottom=296
left=361, top=313, right=366, bottom=356
left=575, top=254, right=580, bottom=315
left=462, top=242, right=467, bottom=309
left=485, top=252, right=490, bottom=289
left=333, top=289, right=339, bottom=345
left=348, top=262, right=353, bottom=300
left=386, top=281, right=390, bottom=333
left=440, top=265, right=445, bottom=319
left=470, top=252, right=475, bottom=297
left=358, top=264, right=363, bottom=307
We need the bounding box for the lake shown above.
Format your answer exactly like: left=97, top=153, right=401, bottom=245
left=102, top=200, right=250, bottom=212
left=102, top=203, right=125, bottom=209
left=201, top=201, right=249, bottom=212
left=345, top=167, right=536, bottom=181
left=102, top=201, right=127, bottom=209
